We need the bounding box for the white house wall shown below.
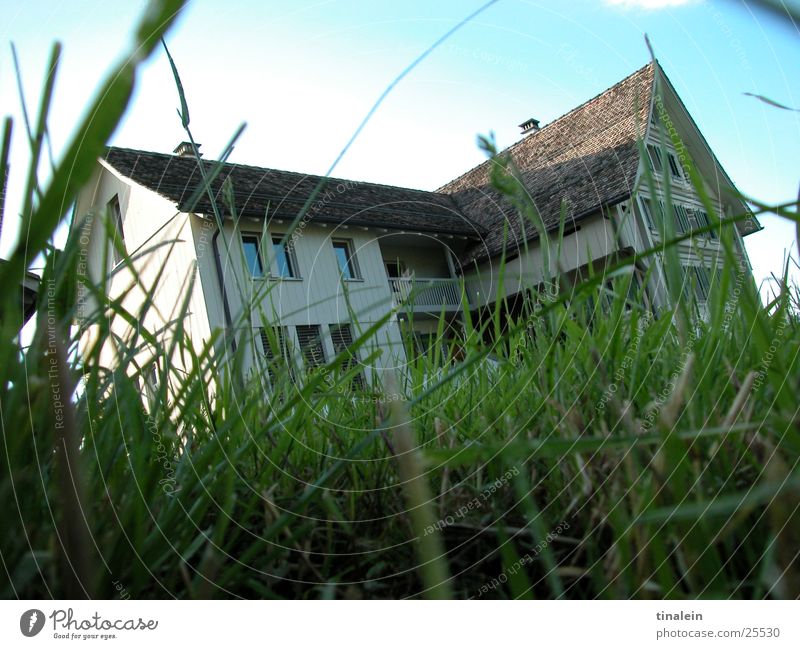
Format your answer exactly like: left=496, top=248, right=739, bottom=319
left=463, top=212, right=618, bottom=305
left=628, top=95, right=755, bottom=310
left=201, top=218, right=408, bottom=383
left=73, top=165, right=212, bottom=383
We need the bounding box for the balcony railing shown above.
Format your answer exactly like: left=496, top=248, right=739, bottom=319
left=388, top=277, right=464, bottom=312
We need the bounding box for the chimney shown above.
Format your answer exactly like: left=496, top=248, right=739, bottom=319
left=518, top=118, right=540, bottom=135
left=173, top=141, right=201, bottom=157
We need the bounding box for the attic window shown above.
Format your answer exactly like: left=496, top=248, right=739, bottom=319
left=647, top=144, right=683, bottom=182
left=646, top=144, right=663, bottom=174
left=667, top=152, right=683, bottom=180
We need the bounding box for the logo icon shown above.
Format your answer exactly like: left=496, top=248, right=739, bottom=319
left=20, top=609, right=45, bottom=637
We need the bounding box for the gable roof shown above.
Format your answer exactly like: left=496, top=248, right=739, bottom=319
left=440, top=62, right=656, bottom=265
left=102, top=147, right=485, bottom=237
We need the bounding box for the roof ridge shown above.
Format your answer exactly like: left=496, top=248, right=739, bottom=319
left=436, top=60, right=655, bottom=193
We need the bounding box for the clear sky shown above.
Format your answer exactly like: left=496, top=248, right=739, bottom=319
left=1, top=0, right=798, bottom=293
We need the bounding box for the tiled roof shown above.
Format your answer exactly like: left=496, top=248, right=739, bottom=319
left=102, top=148, right=485, bottom=237
left=440, top=62, right=655, bottom=265
left=103, top=63, right=655, bottom=262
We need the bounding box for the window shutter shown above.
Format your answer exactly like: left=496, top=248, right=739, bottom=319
left=647, top=144, right=663, bottom=173
left=672, top=204, right=691, bottom=234
left=296, top=325, right=326, bottom=369
left=693, top=266, right=711, bottom=301
left=667, top=152, right=682, bottom=179
left=259, top=326, right=291, bottom=382
left=329, top=323, right=364, bottom=388
left=694, top=209, right=717, bottom=240
left=639, top=198, right=655, bottom=229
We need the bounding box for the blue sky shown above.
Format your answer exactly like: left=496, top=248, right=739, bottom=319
left=1, top=0, right=798, bottom=290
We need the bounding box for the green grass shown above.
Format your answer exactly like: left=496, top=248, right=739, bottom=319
left=2, top=1, right=800, bottom=600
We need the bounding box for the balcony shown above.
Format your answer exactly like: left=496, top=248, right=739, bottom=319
left=388, top=276, right=464, bottom=312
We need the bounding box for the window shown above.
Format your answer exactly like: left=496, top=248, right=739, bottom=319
left=296, top=325, right=326, bottom=370
left=639, top=197, right=656, bottom=230
left=647, top=144, right=682, bottom=182
left=329, top=323, right=364, bottom=389
left=693, top=266, right=712, bottom=301
left=683, top=265, right=712, bottom=302
left=384, top=259, right=406, bottom=278
left=693, top=208, right=717, bottom=240
left=681, top=264, right=712, bottom=302
left=667, top=152, right=683, bottom=181
left=271, top=235, right=297, bottom=278
left=259, top=326, right=291, bottom=383
left=242, top=235, right=265, bottom=278
left=332, top=239, right=360, bottom=280
left=672, top=204, right=692, bottom=235
left=109, top=196, right=125, bottom=266
left=647, top=144, right=663, bottom=174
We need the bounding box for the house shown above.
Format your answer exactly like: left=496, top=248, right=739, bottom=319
left=71, top=61, right=760, bottom=386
